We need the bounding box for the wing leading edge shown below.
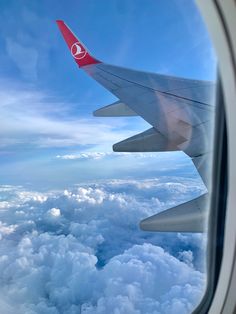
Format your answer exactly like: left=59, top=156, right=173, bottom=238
left=56, top=21, right=216, bottom=232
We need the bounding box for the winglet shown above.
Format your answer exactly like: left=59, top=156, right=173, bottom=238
left=56, top=20, right=101, bottom=67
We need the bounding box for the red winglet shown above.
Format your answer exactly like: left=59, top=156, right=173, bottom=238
left=56, top=20, right=101, bottom=68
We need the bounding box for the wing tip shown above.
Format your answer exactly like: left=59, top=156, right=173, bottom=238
left=56, top=19, right=101, bottom=67
left=56, top=20, right=66, bottom=28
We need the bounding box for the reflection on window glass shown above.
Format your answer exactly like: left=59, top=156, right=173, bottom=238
left=0, top=0, right=216, bottom=313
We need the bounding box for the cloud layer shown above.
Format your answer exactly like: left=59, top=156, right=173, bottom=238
left=0, top=178, right=206, bottom=313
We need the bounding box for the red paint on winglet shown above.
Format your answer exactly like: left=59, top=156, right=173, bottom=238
left=56, top=20, right=101, bottom=67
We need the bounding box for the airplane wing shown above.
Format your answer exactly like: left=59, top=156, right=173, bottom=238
left=56, top=20, right=216, bottom=232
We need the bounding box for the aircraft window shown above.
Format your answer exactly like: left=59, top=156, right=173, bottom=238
left=0, top=1, right=219, bottom=313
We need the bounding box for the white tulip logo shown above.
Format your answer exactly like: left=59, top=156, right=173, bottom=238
left=71, top=42, right=87, bottom=59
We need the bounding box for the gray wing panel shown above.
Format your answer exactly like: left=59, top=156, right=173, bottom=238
left=84, top=63, right=214, bottom=130
left=91, top=63, right=215, bottom=106
left=83, top=63, right=215, bottom=185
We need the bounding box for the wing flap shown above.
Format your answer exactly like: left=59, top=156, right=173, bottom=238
left=113, top=127, right=185, bottom=152
left=93, top=101, right=137, bottom=117
left=140, top=194, right=208, bottom=232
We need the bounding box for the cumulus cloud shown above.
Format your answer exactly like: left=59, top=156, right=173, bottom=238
left=0, top=178, right=207, bottom=313
left=47, top=207, right=61, bottom=217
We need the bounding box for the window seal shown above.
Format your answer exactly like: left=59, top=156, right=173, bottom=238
left=193, top=77, right=228, bottom=313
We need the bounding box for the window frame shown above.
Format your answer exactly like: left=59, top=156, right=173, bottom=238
left=194, top=0, right=236, bottom=313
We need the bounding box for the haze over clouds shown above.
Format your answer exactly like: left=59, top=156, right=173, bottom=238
left=0, top=178, right=206, bottom=314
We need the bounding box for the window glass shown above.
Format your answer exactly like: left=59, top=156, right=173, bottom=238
left=0, top=0, right=216, bottom=313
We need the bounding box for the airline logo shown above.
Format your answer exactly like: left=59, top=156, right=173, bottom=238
left=70, top=42, right=87, bottom=60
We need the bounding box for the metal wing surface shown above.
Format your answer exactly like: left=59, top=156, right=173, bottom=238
left=57, top=20, right=216, bottom=232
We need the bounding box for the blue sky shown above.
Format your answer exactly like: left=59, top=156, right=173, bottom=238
left=0, top=0, right=216, bottom=188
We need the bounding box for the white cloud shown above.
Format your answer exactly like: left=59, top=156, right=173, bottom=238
left=178, top=250, right=194, bottom=268
left=56, top=152, right=160, bottom=160
left=87, top=244, right=204, bottom=314
left=0, top=82, right=139, bottom=149
left=56, top=152, right=112, bottom=160
left=0, top=179, right=207, bottom=313
left=47, top=208, right=61, bottom=217
left=0, top=222, right=17, bottom=239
